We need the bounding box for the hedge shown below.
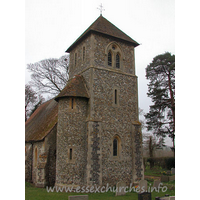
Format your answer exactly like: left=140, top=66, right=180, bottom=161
left=143, top=157, right=175, bottom=170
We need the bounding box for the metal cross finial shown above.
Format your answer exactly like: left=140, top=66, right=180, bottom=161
left=97, top=3, right=105, bottom=16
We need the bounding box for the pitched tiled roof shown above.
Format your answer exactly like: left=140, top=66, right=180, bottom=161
left=25, top=99, right=58, bottom=142
left=55, top=75, right=89, bottom=101
left=66, top=15, right=139, bottom=52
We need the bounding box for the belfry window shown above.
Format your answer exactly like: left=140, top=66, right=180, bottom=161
left=116, top=53, right=120, bottom=68
left=106, top=42, right=122, bottom=69
left=108, top=51, right=112, bottom=66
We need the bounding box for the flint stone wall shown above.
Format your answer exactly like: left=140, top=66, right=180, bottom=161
left=57, top=31, right=143, bottom=187
left=56, top=97, right=88, bottom=186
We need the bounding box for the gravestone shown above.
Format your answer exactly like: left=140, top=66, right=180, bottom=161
left=115, top=181, right=126, bottom=196
left=138, top=180, right=148, bottom=193
left=138, top=192, right=151, bottom=200
left=171, top=168, right=175, bottom=174
left=68, top=195, right=88, bottom=200
left=161, top=175, right=169, bottom=182
left=153, top=180, right=161, bottom=191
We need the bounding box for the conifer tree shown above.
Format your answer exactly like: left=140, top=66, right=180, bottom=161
left=145, top=52, right=175, bottom=154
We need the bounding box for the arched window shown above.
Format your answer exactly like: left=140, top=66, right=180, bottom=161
left=106, top=42, right=123, bottom=69
left=108, top=51, right=112, bottom=66
left=116, top=53, right=120, bottom=68
left=112, top=135, right=121, bottom=158
left=113, top=138, right=118, bottom=156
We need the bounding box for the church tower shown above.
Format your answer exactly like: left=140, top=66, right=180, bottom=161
left=55, top=15, right=144, bottom=187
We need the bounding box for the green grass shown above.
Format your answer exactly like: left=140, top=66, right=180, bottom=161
left=144, top=166, right=172, bottom=177
left=25, top=181, right=175, bottom=200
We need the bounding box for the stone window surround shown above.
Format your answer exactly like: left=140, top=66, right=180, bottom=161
left=67, top=145, right=75, bottom=163
left=111, top=134, right=122, bottom=160
left=69, top=97, right=76, bottom=112
left=112, top=87, right=120, bottom=107
left=105, top=42, right=124, bottom=70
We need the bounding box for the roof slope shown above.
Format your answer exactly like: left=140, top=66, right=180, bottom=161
left=25, top=99, right=58, bottom=142
left=66, top=15, right=139, bottom=52
left=55, top=75, right=89, bottom=101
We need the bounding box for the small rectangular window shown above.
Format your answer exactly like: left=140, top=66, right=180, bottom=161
left=115, top=89, right=117, bottom=104
left=71, top=98, right=74, bottom=109
left=69, top=148, right=72, bottom=160
left=75, top=53, right=77, bottom=66
left=83, top=47, right=85, bottom=61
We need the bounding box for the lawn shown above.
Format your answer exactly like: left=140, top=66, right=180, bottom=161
left=144, top=165, right=170, bottom=177
left=25, top=180, right=175, bottom=200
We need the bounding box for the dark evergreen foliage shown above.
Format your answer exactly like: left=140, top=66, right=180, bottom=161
left=145, top=52, right=175, bottom=151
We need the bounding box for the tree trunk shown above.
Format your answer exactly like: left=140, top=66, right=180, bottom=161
left=167, top=73, right=175, bottom=157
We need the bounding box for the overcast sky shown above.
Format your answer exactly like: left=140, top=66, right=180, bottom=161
left=25, top=0, right=175, bottom=145
left=1, top=1, right=199, bottom=196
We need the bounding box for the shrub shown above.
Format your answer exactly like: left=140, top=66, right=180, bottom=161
left=165, top=157, right=175, bottom=170
left=144, top=157, right=175, bottom=169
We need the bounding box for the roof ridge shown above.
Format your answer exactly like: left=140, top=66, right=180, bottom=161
left=66, top=15, right=139, bottom=52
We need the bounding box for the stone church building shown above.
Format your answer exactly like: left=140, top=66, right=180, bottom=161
left=25, top=15, right=144, bottom=188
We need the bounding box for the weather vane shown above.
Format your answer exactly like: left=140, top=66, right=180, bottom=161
left=97, top=3, right=105, bottom=16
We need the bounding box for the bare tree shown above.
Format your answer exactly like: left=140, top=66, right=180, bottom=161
left=25, top=84, right=37, bottom=121
left=139, top=108, right=145, bottom=130
left=25, top=84, right=45, bottom=121
left=27, top=54, right=69, bottom=96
